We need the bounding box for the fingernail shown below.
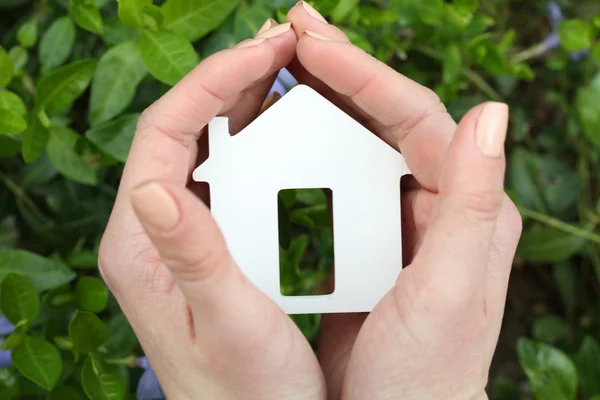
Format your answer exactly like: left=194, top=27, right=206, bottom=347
left=304, top=30, right=331, bottom=40
left=257, top=22, right=292, bottom=39
left=475, top=102, right=509, bottom=157
left=130, top=183, right=180, bottom=232
left=235, top=37, right=266, bottom=49
left=257, top=18, right=276, bottom=36
left=300, top=1, right=328, bottom=23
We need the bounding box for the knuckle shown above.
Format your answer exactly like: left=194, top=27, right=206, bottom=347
left=160, top=243, right=231, bottom=283
left=443, top=189, right=505, bottom=226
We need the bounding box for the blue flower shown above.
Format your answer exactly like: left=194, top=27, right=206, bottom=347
left=0, top=315, right=15, bottom=369
left=267, top=68, right=298, bottom=98
left=135, top=356, right=163, bottom=400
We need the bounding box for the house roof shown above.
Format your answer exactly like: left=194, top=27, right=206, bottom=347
left=193, top=84, right=407, bottom=182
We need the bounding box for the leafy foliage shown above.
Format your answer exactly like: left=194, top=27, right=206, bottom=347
left=1, top=0, right=600, bottom=399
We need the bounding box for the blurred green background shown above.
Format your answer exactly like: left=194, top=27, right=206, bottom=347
left=1, top=0, right=600, bottom=399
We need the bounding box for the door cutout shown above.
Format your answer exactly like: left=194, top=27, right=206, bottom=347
left=278, top=188, right=334, bottom=296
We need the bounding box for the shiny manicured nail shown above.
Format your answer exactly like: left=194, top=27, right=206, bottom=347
left=304, top=30, right=331, bottom=40
left=130, top=183, right=179, bottom=232
left=257, top=22, right=292, bottom=39
left=300, top=1, right=328, bottom=23
left=257, top=18, right=276, bottom=36
left=235, top=37, right=266, bottom=49
left=475, top=102, right=509, bottom=157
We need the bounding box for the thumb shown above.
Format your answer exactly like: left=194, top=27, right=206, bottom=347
left=128, top=182, right=280, bottom=339
left=410, top=102, right=509, bottom=300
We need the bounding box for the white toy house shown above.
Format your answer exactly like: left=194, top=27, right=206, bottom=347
left=193, top=84, right=410, bottom=314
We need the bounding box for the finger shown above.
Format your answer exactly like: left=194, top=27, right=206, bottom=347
left=224, top=21, right=297, bottom=134
left=294, top=30, right=456, bottom=190
left=101, top=34, right=295, bottom=321
left=128, top=182, right=284, bottom=337
left=122, top=36, right=293, bottom=192
left=129, top=182, right=326, bottom=398
left=285, top=3, right=355, bottom=116
left=408, top=102, right=509, bottom=304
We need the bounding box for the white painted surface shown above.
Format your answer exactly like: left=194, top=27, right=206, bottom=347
left=193, top=85, right=410, bottom=314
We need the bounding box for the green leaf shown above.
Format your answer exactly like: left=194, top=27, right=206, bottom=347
left=574, top=336, right=600, bottom=398
left=331, top=0, right=358, bottom=24
left=39, top=17, right=76, bottom=71
left=162, top=0, right=239, bottom=41
left=0, top=323, right=26, bottom=350
left=517, top=227, right=586, bottom=263
left=0, top=46, right=15, bottom=87
left=0, top=136, right=21, bottom=159
left=0, top=273, right=39, bottom=325
left=553, top=262, right=578, bottom=316
left=17, top=19, right=37, bottom=48
left=117, top=0, right=151, bottom=29
left=70, top=0, right=104, bottom=34
left=558, top=19, right=591, bottom=52
left=592, top=41, right=600, bottom=66
left=75, top=276, right=108, bottom=313
left=104, top=313, right=137, bottom=356
left=0, top=250, right=76, bottom=292
left=81, top=357, right=125, bottom=400
left=517, top=338, right=578, bottom=400
left=7, top=46, right=27, bottom=71
left=89, top=42, right=146, bottom=126
left=47, top=127, right=98, bottom=185
left=47, top=386, right=83, bottom=400
left=85, top=113, right=139, bottom=162
left=416, top=0, right=444, bottom=25
left=443, top=43, right=462, bottom=84
left=454, top=0, right=479, bottom=15
left=507, top=148, right=545, bottom=211
left=102, top=18, right=140, bottom=47
left=0, top=368, right=19, bottom=400
left=532, top=315, right=567, bottom=345
left=491, top=376, right=519, bottom=400
left=0, top=109, right=27, bottom=135
left=0, top=90, right=26, bottom=115
left=139, top=29, right=198, bottom=86
left=35, top=59, right=97, bottom=114
left=11, top=336, right=62, bottom=391
left=576, top=81, right=600, bottom=148
left=233, top=3, right=272, bottom=40
left=69, top=311, right=108, bottom=354
left=21, top=111, right=49, bottom=163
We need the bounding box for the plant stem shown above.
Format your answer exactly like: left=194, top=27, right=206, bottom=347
left=511, top=42, right=551, bottom=64
left=518, top=206, right=600, bottom=245
left=104, top=355, right=138, bottom=367
left=411, top=44, right=502, bottom=101
left=0, top=170, right=49, bottom=225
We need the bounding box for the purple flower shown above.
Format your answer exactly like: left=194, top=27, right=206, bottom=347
left=540, top=2, right=589, bottom=60
left=135, top=356, right=163, bottom=400
left=0, top=316, right=14, bottom=369
left=267, top=68, right=298, bottom=98
left=0, top=316, right=14, bottom=336
left=0, top=344, right=10, bottom=368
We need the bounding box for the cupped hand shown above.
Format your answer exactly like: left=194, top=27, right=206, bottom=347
left=286, top=3, right=522, bottom=400
left=98, top=22, right=327, bottom=400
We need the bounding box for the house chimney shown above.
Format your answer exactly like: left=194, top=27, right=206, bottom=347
left=208, top=117, right=229, bottom=154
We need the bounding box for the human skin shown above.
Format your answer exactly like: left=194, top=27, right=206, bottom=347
left=98, top=2, right=522, bottom=400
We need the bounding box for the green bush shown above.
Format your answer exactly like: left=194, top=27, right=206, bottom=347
left=1, top=0, right=600, bottom=399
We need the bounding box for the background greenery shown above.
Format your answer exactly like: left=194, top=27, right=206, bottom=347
left=1, top=0, right=600, bottom=398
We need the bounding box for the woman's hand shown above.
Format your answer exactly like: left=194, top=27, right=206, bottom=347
left=98, top=21, right=327, bottom=400
left=286, top=3, right=522, bottom=399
